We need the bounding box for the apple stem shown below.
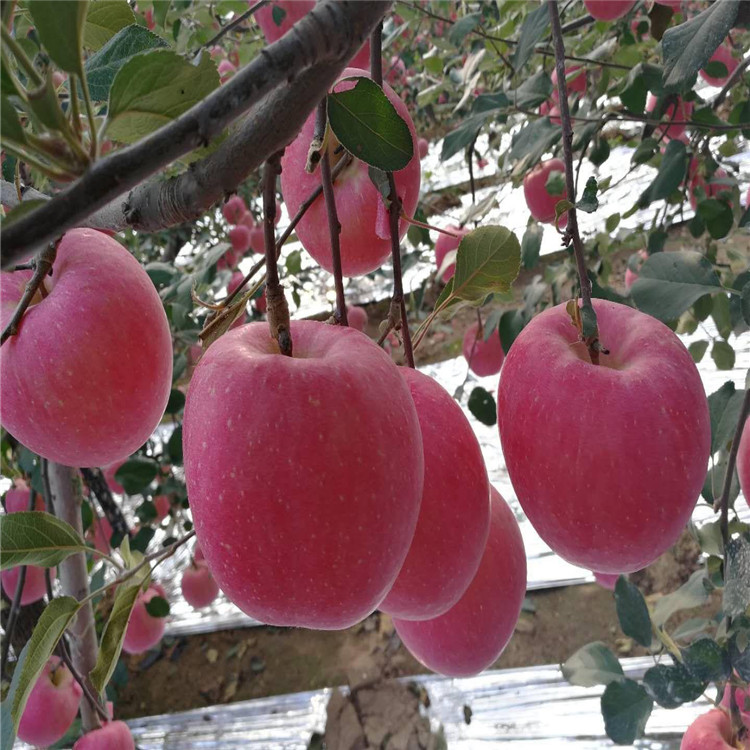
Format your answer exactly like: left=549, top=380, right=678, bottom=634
left=547, top=0, right=599, bottom=365
left=0, top=241, right=57, bottom=346
left=263, top=152, right=293, bottom=356
left=317, top=103, right=349, bottom=326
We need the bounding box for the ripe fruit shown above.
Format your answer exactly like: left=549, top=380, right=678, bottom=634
left=0, top=229, right=172, bottom=467
left=700, top=43, right=738, bottom=87
left=217, top=59, right=236, bottom=83
left=551, top=66, right=586, bottom=99
left=122, top=583, right=167, bottom=654
left=280, top=68, right=421, bottom=276
left=229, top=225, right=252, bottom=254
left=434, top=226, right=470, bottom=282
left=153, top=494, right=170, bottom=521
left=380, top=369, right=490, bottom=620
left=680, top=709, right=741, bottom=749
left=593, top=571, right=619, bottom=590
left=181, top=561, right=220, bottom=608
left=4, top=484, right=43, bottom=512
left=497, top=299, right=710, bottom=573
left=255, top=1, right=315, bottom=43
left=222, top=195, right=247, bottom=224
left=418, top=137, right=429, bottom=159
left=462, top=323, right=505, bottom=377
left=17, top=656, right=82, bottom=747
left=73, top=721, right=135, bottom=750
left=248, top=225, right=265, bottom=254
left=523, top=158, right=568, bottom=227
left=584, top=0, right=636, bottom=20
left=689, top=168, right=732, bottom=211
left=646, top=94, right=693, bottom=140
left=393, top=488, right=526, bottom=676
left=346, top=305, right=368, bottom=332
left=540, top=99, right=561, bottom=125
left=183, top=320, right=424, bottom=629
left=738, top=421, right=749, bottom=506
left=1, top=565, right=53, bottom=605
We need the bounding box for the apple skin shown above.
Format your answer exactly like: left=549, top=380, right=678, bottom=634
left=700, top=43, right=738, bottom=87
left=380, top=369, right=490, bottom=620
left=462, top=323, right=505, bottom=377
left=1, top=564, right=54, bottom=605
left=181, top=561, right=220, bottom=608
left=539, top=100, right=561, bottom=125
left=551, top=66, right=586, bottom=100
left=593, top=571, right=620, bottom=590
left=182, top=320, right=424, bottom=629
left=646, top=94, right=693, bottom=140
left=17, top=656, right=82, bottom=747
left=280, top=68, right=421, bottom=277
left=4, top=485, right=44, bottom=513
left=255, top=1, right=315, bottom=42
left=229, top=225, right=252, bottom=254
left=584, top=0, right=636, bottom=20
left=680, top=709, right=743, bottom=750
left=689, top=168, right=732, bottom=211
left=73, top=721, right=135, bottom=750
left=122, top=583, right=167, bottom=655
left=0, top=229, right=172, bottom=467
left=523, top=158, right=568, bottom=227
left=346, top=306, right=368, bottom=332
left=497, top=299, right=710, bottom=573
left=434, top=225, right=470, bottom=282
left=393, top=487, right=526, bottom=677
left=418, top=138, right=429, bottom=159
left=738, top=421, right=749, bottom=508
left=222, top=195, right=247, bottom=224
left=153, top=494, right=170, bottom=521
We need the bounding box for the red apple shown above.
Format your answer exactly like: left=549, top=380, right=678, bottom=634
left=183, top=320, right=424, bottom=629
left=380, top=369, right=490, bottom=620
left=217, top=59, right=236, bottom=83
left=229, top=225, right=251, bottom=255
left=584, top=0, right=636, bottom=20
left=248, top=225, right=265, bottom=254
left=689, top=168, right=732, bottom=211
left=122, top=583, right=167, bottom=654
left=418, top=137, right=429, bottom=160
left=738, top=421, right=749, bottom=507
left=462, top=322, right=505, bottom=377
left=523, top=158, right=568, bottom=227
left=680, top=709, right=742, bottom=749
left=1, top=564, right=55, bottom=605
left=551, top=65, right=586, bottom=100
left=593, top=571, right=620, bottom=590
left=497, top=299, right=710, bottom=573
left=17, top=656, right=82, bottom=747
left=228, top=271, right=245, bottom=296
left=255, top=1, right=315, bottom=43
left=222, top=195, right=247, bottom=224
left=539, top=100, right=561, bottom=125
left=720, top=680, right=750, bottom=728
left=4, top=484, right=43, bottom=512
left=346, top=305, right=368, bottom=332
left=280, top=68, right=421, bottom=276
left=153, top=494, right=170, bottom=521
left=434, top=225, right=470, bottom=282
left=393, top=487, right=526, bottom=676
left=0, top=229, right=172, bottom=467
left=657, top=0, right=682, bottom=10
left=73, top=720, right=135, bottom=750
left=386, top=55, right=406, bottom=85
left=646, top=94, right=693, bottom=140
left=181, top=561, right=220, bottom=608
left=700, top=43, right=739, bottom=87
left=239, top=212, right=255, bottom=231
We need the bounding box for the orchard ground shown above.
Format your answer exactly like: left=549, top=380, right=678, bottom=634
left=115, top=223, right=744, bottom=720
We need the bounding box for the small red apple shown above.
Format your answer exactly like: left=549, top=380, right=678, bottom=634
left=18, top=656, right=82, bottom=747
left=680, top=709, right=743, bottom=749
left=346, top=305, right=368, bottom=332
left=380, top=368, right=490, bottom=620
left=646, top=94, right=693, bottom=140
left=217, top=59, right=236, bottom=83
left=153, top=494, right=170, bottom=521
left=255, top=1, right=315, bottom=43
left=418, top=138, right=429, bottom=160
left=551, top=65, right=586, bottom=100
left=181, top=561, right=220, bottom=608
left=222, top=195, right=247, bottom=224
left=4, top=484, right=43, bottom=512
left=523, top=158, right=568, bottom=227
left=434, top=225, right=470, bottom=282
left=393, top=487, right=526, bottom=677
left=700, top=43, right=738, bottom=87
left=462, top=322, right=505, bottom=377
left=73, top=720, right=135, bottom=750
left=584, top=0, right=636, bottom=20
left=593, top=571, right=620, bottom=590
left=1, top=565, right=54, bottom=605
left=122, top=583, right=167, bottom=654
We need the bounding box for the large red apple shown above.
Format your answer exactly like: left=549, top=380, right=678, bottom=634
left=584, top=0, right=636, bottom=20
left=497, top=299, right=710, bottom=573
left=434, top=225, right=470, bottom=282
left=738, top=420, right=749, bottom=508
left=393, top=487, right=526, bottom=676
left=680, top=709, right=744, bottom=749
left=122, top=583, right=167, bottom=654
left=700, top=43, right=739, bottom=87
left=280, top=68, right=421, bottom=277
left=183, top=321, right=424, bottom=629
left=0, top=229, right=172, bottom=467
left=73, top=721, right=135, bottom=750
left=646, top=94, right=693, bottom=140
left=17, top=656, right=82, bottom=747
left=523, top=158, right=568, bottom=227
left=380, top=369, right=490, bottom=620
left=462, top=322, right=505, bottom=377
left=181, top=561, right=220, bottom=609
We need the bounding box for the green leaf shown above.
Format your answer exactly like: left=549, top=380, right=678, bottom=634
left=509, top=117, right=561, bottom=165
left=512, top=70, right=554, bottom=110
left=114, top=458, right=159, bottom=495
left=681, top=638, right=731, bottom=683
left=711, top=293, right=732, bottom=339
left=327, top=77, right=413, bottom=172
left=498, top=309, right=525, bottom=354
left=467, top=386, right=497, bottom=427
left=561, top=642, right=624, bottom=688
left=630, top=250, right=722, bottom=322
left=27, top=74, right=72, bottom=133
left=652, top=570, right=711, bottom=627
left=741, top=281, right=750, bottom=325
left=606, top=213, right=621, bottom=233
left=1, top=96, right=27, bottom=144
left=619, top=63, right=663, bottom=113
left=168, top=425, right=183, bottom=464
left=661, top=1, right=740, bottom=93
left=165, top=388, right=185, bottom=415
left=729, top=624, right=750, bottom=682
left=725, top=536, right=750, bottom=618
left=89, top=579, right=142, bottom=693
left=448, top=12, right=481, bottom=46
left=84, top=0, right=136, bottom=51
left=106, top=49, right=219, bottom=144
left=153, top=0, right=171, bottom=28
left=144, top=594, right=170, bottom=617
left=697, top=198, right=734, bottom=240
left=0, top=597, right=80, bottom=742
left=29, top=1, right=88, bottom=76
left=85, top=24, right=169, bottom=102
left=521, top=224, right=542, bottom=269
left=545, top=170, right=565, bottom=196
left=711, top=340, right=735, bottom=370
left=638, top=140, right=688, bottom=207
left=688, top=340, right=709, bottom=363
left=512, top=3, right=548, bottom=71
left=286, top=250, right=302, bottom=276
left=451, top=226, right=521, bottom=303
left=588, top=135, right=610, bottom=168
left=632, top=137, right=659, bottom=166
left=0, top=512, right=87, bottom=569
left=576, top=176, right=599, bottom=213
left=601, top=679, right=653, bottom=745
left=708, top=381, right=737, bottom=453
left=441, top=114, right=491, bottom=163
left=643, top=663, right=705, bottom=708
left=614, top=576, right=652, bottom=647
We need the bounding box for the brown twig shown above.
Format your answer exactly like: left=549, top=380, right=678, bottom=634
left=712, top=55, right=750, bottom=111
left=0, top=241, right=57, bottom=346
left=197, top=0, right=269, bottom=54
left=263, top=152, right=292, bottom=355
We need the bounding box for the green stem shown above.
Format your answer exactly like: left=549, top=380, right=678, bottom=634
left=1, top=140, right=74, bottom=182
left=1, top=25, right=42, bottom=87
left=78, top=72, right=98, bottom=158
left=69, top=74, right=83, bottom=140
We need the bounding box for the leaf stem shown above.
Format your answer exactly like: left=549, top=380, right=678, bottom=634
left=1, top=25, right=42, bottom=87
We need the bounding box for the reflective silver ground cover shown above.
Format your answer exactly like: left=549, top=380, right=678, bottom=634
left=117, top=657, right=707, bottom=748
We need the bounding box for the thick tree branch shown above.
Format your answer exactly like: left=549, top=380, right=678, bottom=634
left=0, top=0, right=391, bottom=268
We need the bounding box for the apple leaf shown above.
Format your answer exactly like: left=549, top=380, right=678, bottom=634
left=711, top=339, right=736, bottom=370
left=520, top=224, right=542, bottom=269
left=145, top=595, right=170, bottom=617
left=600, top=679, right=652, bottom=745
left=630, top=250, right=722, bottom=322
left=637, top=139, right=688, bottom=207
left=614, top=576, right=652, bottom=647
left=85, top=24, right=169, bottom=102
left=511, top=3, right=549, bottom=71
left=561, top=642, right=624, bottom=688
left=681, top=638, right=731, bottom=683
left=327, top=77, right=414, bottom=172
left=1, top=96, right=26, bottom=144
left=106, top=49, right=219, bottom=144
left=467, top=387, right=496, bottom=426
left=724, top=536, right=750, bottom=618
left=29, top=1, right=88, bottom=76
left=0, top=511, right=87, bottom=569
left=84, top=0, right=136, bottom=51
left=0, top=597, right=80, bottom=745
left=697, top=197, right=734, bottom=240
left=661, top=0, right=739, bottom=93
left=499, top=309, right=525, bottom=354
left=688, top=340, right=709, bottom=363
left=642, top=663, right=705, bottom=708
left=114, top=457, right=159, bottom=495
left=89, top=579, right=143, bottom=694
left=652, top=570, right=711, bottom=628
